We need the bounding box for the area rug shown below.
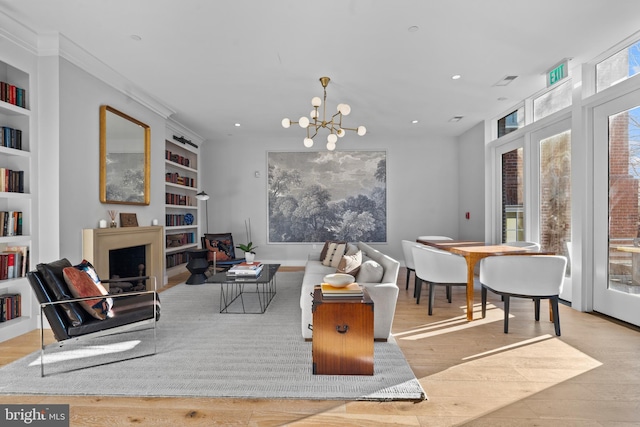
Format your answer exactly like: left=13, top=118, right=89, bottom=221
left=0, top=272, right=426, bottom=401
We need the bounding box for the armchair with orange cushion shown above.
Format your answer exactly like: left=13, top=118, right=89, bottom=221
left=201, top=232, right=245, bottom=269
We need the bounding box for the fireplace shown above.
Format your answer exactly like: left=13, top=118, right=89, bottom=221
left=109, top=245, right=145, bottom=278
left=82, top=225, right=164, bottom=291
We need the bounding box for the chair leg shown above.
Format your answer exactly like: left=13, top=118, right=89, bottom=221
left=428, top=282, right=436, bottom=315
left=550, top=297, right=561, bottom=336
left=503, top=295, right=510, bottom=333
left=415, top=278, right=422, bottom=304
left=405, top=269, right=411, bottom=290
left=446, top=285, right=452, bottom=303
left=481, top=286, right=487, bottom=318
left=413, top=275, right=419, bottom=298
left=534, top=298, right=541, bottom=321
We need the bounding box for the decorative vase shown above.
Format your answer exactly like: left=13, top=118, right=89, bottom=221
left=245, top=252, right=256, bottom=264
left=110, top=220, right=117, bottom=228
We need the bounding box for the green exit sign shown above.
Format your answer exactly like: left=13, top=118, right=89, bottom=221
left=547, top=60, right=568, bottom=87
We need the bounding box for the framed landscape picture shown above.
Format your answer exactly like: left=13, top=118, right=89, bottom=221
left=267, top=151, right=387, bottom=243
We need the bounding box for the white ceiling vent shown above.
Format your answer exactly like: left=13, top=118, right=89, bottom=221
left=493, top=75, right=518, bottom=86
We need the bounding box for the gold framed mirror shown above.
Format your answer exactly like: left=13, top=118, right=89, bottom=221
left=99, top=105, right=150, bottom=205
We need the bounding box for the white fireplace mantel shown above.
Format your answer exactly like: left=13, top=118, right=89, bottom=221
left=82, top=226, right=164, bottom=290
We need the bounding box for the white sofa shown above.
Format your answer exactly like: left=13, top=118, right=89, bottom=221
left=300, top=242, right=400, bottom=341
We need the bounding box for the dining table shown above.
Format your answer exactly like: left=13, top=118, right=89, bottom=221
left=415, top=239, right=539, bottom=321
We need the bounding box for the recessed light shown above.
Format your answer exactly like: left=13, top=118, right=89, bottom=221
left=130, top=35, right=142, bottom=41
left=408, top=26, right=419, bottom=33
left=449, top=116, right=464, bottom=122
left=452, top=74, right=461, bottom=80
left=411, top=120, right=419, bottom=124
left=234, top=123, right=241, bottom=127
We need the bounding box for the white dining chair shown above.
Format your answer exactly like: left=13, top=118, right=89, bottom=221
left=417, top=235, right=454, bottom=242
left=505, top=241, right=541, bottom=251
left=479, top=255, right=567, bottom=335
left=401, top=240, right=422, bottom=293
left=412, top=245, right=467, bottom=315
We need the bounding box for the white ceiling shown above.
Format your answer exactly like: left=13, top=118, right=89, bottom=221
left=2, top=0, right=640, bottom=143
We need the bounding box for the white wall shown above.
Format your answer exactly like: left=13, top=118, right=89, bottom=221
left=457, top=121, right=485, bottom=241
left=201, top=132, right=470, bottom=265
left=58, top=58, right=167, bottom=262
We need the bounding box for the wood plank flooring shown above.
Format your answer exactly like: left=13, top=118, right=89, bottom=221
left=1, top=267, right=639, bottom=426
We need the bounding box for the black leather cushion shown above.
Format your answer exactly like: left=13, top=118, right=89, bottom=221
left=37, top=258, right=91, bottom=327
left=67, top=292, right=160, bottom=337
left=26, top=271, right=72, bottom=341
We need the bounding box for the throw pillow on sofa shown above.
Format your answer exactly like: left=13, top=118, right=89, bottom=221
left=320, top=240, right=346, bottom=262
left=336, top=250, right=362, bottom=276
left=63, top=260, right=114, bottom=320
left=356, top=259, right=384, bottom=283
left=345, top=243, right=359, bottom=256
left=321, top=241, right=347, bottom=268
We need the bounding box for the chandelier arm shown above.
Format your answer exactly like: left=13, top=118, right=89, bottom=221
left=283, top=77, right=365, bottom=149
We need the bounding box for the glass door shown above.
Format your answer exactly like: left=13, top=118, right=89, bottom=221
left=593, top=90, right=640, bottom=326
left=495, top=139, right=526, bottom=244
left=531, top=121, right=572, bottom=301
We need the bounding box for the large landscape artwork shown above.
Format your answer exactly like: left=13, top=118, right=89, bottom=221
left=268, top=151, right=387, bottom=243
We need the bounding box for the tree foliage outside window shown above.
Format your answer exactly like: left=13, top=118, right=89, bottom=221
left=268, top=151, right=387, bottom=243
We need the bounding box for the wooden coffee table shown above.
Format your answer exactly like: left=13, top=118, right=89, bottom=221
left=311, top=286, right=374, bottom=375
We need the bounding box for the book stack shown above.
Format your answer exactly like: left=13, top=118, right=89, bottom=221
left=0, top=81, right=27, bottom=108
left=0, top=293, right=21, bottom=322
left=226, top=262, right=264, bottom=278
left=1, top=126, right=23, bottom=150
left=320, top=283, right=364, bottom=299
left=0, top=211, right=23, bottom=236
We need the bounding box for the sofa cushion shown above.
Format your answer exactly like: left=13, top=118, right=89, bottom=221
left=356, top=259, right=384, bottom=283
left=345, top=243, right=359, bottom=256
left=63, top=261, right=113, bottom=320
left=322, top=242, right=346, bottom=268
left=336, top=250, right=362, bottom=275
left=37, top=258, right=91, bottom=327
left=320, top=240, right=346, bottom=262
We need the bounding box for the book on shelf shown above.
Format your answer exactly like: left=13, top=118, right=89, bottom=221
left=320, top=283, right=364, bottom=298
left=4, top=245, right=28, bottom=277
left=0, top=293, right=21, bottom=321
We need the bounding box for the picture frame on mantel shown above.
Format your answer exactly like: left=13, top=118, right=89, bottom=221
left=120, top=213, right=138, bottom=227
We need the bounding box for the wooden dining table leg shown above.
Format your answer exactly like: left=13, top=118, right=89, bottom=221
left=465, top=255, right=476, bottom=321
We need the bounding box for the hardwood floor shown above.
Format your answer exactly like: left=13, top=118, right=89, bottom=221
left=2, top=267, right=639, bottom=426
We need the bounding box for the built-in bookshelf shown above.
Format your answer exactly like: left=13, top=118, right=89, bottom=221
left=165, top=122, right=202, bottom=280
left=0, top=57, right=35, bottom=343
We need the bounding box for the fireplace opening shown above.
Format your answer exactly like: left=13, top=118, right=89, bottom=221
left=108, top=245, right=147, bottom=293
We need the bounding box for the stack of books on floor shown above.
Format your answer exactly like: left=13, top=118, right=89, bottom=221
left=320, top=283, right=364, bottom=299
left=226, top=262, right=264, bottom=278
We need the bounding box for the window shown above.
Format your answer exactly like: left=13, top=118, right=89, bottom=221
left=539, top=130, right=572, bottom=271
left=497, top=107, right=524, bottom=138
left=501, top=147, right=524, bottom=242
left=533, top=81, right=572, bottom=121
left=597, top=39, right=640, bottom=92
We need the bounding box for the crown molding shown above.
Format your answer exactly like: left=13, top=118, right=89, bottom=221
left=0, top=10, right=175, bottom=119
left=167, top=118, right=205, bottom=145
left=55, top=34, right=175, bottom=118
left=0, top=12, right=38, bottom=54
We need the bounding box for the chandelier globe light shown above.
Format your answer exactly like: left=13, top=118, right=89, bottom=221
left=282, top=76, right=366, bottom=151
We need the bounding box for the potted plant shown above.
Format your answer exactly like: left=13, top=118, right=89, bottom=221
left=236, top=241, right=257, bottom=264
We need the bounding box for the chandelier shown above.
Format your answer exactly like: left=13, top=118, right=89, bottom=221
left=281, top=77, right=366, bottom=151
